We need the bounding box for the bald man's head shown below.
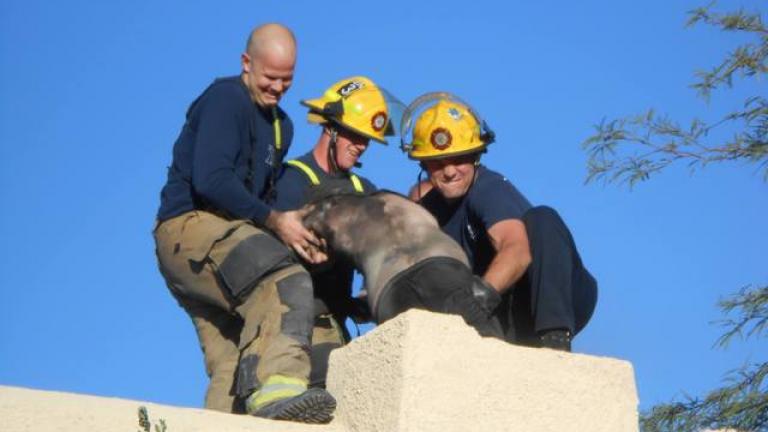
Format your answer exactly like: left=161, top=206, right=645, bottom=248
left=241, top=23, right=297, bottom=108
left=245, top=23, right=296, bottom=57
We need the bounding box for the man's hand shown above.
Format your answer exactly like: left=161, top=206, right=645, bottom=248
left=266, top=210, right=328, bottom=264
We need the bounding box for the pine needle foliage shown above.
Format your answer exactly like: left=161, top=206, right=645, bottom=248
left=583, top=2, right=767, bottom=188
left=582, top=3, right=767, bottom=430
left=640, top=285, right=768, bottom=432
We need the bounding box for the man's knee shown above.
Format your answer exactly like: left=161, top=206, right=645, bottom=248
left=523, top=205, right=563, bottom=230
left=235, top=265, right=315, bottom=346
left=523, top=205, right=577, bottom=251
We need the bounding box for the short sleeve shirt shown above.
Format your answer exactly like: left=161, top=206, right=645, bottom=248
left=419, top=165, right=532, bottom=275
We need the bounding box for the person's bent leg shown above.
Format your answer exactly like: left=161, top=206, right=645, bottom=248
left=522, top=206, right=597, bottom=350
left=573, top=267, right=598, bottom=335
left=157, top=213, right=334, bottom=422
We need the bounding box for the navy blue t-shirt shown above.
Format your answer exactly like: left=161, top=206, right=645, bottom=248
left=271, top=152, right=376, bottom=211
left=157, top=76, right=293, bottom=224
left=419, top=165, right=532, bottom=275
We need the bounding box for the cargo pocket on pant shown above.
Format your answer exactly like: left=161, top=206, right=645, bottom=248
left=210, top=232, right=295, bottom=300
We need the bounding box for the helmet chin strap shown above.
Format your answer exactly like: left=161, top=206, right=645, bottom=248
left=326, top=125, right=364, bottom=173
left=468, top=153, right=481, bottom=188
left=417, top=168, right=426, bottom=201
left=327, top=127, right=341, bottom=174
left=471, top=156, right=480, bottom=185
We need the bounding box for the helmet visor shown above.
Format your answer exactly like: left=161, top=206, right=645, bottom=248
left=379, top=87, right=406, bottom=141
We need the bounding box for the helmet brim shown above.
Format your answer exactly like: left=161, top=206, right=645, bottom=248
left=301, top=99, right=389, bottom=144
left=408, top=145, right=487, bottom=161
left=327, top=117, right=389, bottom=145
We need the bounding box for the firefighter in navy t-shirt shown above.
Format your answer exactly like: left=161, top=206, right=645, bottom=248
left=401, top=93, right=597, bottom=351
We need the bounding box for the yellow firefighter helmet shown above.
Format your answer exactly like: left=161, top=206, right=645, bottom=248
left=400, top=92, right=494, bottom=160
left=301, top=76, right=401, bottom=144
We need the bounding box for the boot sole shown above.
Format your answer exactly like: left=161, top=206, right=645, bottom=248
left=253, top=389, right=336, bottom=424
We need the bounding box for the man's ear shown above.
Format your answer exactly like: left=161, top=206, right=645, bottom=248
left=241, top=52, right=252, bottom=73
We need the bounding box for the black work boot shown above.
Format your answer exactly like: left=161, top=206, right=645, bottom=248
left=249, top=388, right=336, bottom=424
left=538, top=329, right=572, bottom=352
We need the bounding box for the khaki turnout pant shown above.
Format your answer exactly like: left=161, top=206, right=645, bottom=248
left=154, top=211, right=318, bottom=413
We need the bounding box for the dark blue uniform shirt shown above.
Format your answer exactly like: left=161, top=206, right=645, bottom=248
left=272, top=152, right=376, bottom=211
left=419, top=165, right=531, bottom=275
left=157, top=76, right=293, bottom=224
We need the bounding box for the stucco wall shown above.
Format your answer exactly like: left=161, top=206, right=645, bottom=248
left=2, top=309, right=639, bottom=432
left=329, top=309, right=639, bottom=432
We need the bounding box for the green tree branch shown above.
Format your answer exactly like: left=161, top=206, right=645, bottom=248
left=584, top=4, right=768, bottom=430
left=640, top=285, right=768, bottom=432
left=717, top=285, right=768, bottom=349
left=583, top=4, right=767, bottom=188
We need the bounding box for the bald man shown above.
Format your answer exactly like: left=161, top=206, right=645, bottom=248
left=155, top=24, right=336, bottom=423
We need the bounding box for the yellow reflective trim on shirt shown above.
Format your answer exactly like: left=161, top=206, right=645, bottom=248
left=271, top=107, right=282, bottom=150
left=286, top=160, right=320, bottom=185
left=286, top=159, right=365, bottom=192
left=350, top=174, right=364, bottom=193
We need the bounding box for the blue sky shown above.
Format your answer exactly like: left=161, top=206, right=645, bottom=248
left=1, top=0, right=765, bottom=413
